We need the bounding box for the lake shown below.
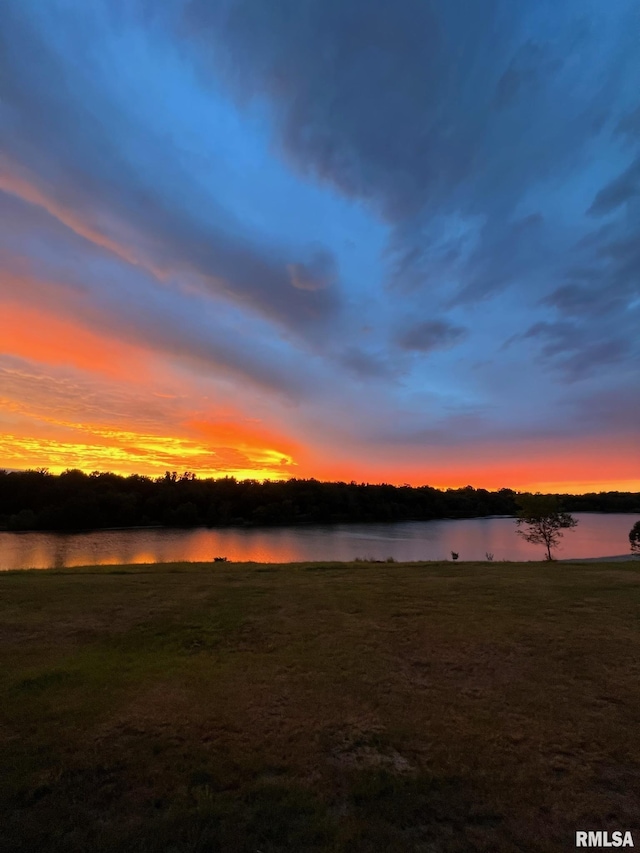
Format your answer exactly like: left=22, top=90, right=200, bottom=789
left=1, top=513, right=638, bottom=570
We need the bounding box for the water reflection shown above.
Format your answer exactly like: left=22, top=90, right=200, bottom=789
left=52, top=538, right=67, bottom=569
left=0, top=513, right=638, bottom=571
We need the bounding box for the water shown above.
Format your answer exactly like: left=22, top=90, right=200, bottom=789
left=0, top=513, right=638, bottom=570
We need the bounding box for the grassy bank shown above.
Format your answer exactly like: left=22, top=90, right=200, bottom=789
left=1, top=560, right=639, bottom=852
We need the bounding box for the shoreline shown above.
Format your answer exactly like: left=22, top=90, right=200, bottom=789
left=2, top=555, right=639, bottom=573
left=559, top=553, right=639, bottom=562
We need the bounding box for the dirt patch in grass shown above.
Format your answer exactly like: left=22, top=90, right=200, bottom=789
left=326, top=725, right=415, bottom=775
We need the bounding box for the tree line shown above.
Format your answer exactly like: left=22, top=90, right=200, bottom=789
left=0, top=468, right=638, bottom=532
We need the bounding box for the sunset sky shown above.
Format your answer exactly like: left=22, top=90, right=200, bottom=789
left=1, top=0, right=639, bottom=492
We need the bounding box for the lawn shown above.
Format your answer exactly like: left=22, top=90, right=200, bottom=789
left=1, top=560, right=639, bottom=852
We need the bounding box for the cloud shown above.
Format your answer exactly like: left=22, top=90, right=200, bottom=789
left=0, top=4, right=344, bottom=339
left=588, top=156, right=640, bottom=216
left=568, top=385, right=640, bottom=436
left=450, top=213, right=546, bottom=305
left=0, top=350, right=300, bottom=478
left=180, top=0, right=640, bottom=450
left=396, top=319, right=467, bottom=353
left=492, top=40, right=561, bottom=111
left=616, top=106, right=640, bottom=144
left=541, top=285, right=606, bottom=318
left=521, top=321, right=633, bottom=381
left=185, top=0, right=635, bottom=223
left=287, top=247, right=337, bottom=291
left=0, top=355, right=172, bottom=432
left=186, top=0, right=496, bottom=219
left=338, top=346, right=398, bottom=380
left=0, top=195, right=323, bottom=400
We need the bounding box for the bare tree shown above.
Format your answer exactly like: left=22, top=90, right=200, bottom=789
left=516, top=495, right=578, bottom=561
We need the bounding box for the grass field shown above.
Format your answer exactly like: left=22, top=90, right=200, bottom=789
left=1, top=560, right=639, bottom=852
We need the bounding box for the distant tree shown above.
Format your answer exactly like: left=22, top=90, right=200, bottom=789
left=451, top=551, right=459, bottom=561
left=166, top=501, right=200, bottom=527
left=0, top=468, right=635, bottom=534
left=8, top=509, right=37, bottom=531
left=516, top=494, right=578, bottom=561
left=630, top=520, right=640, bottom=554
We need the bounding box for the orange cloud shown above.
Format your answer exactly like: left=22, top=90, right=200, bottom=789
left=0, top=296, right=303, bottom=480
left=2, top=396, right=636, bottom=491
left=0, top=425, right=296, bottom=481
left=186, top=417, right=297, bottom=455
left=0, top=300, right=153, bottom=382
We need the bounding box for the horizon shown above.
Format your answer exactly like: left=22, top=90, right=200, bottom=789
left=4, top=467, right=640, bottom=498
left=1, top=1, right=639, bottom=493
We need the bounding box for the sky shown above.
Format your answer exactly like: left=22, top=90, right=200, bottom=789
left=1, top=0, right=639, bottom=493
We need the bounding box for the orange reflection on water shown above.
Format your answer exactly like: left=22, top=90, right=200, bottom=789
left=1, top=514, right=637, bottom=570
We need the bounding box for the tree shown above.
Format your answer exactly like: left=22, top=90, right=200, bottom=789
left=516, top=494, right=578, bottom=561
left=630, top=520, right=640, bottom=554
